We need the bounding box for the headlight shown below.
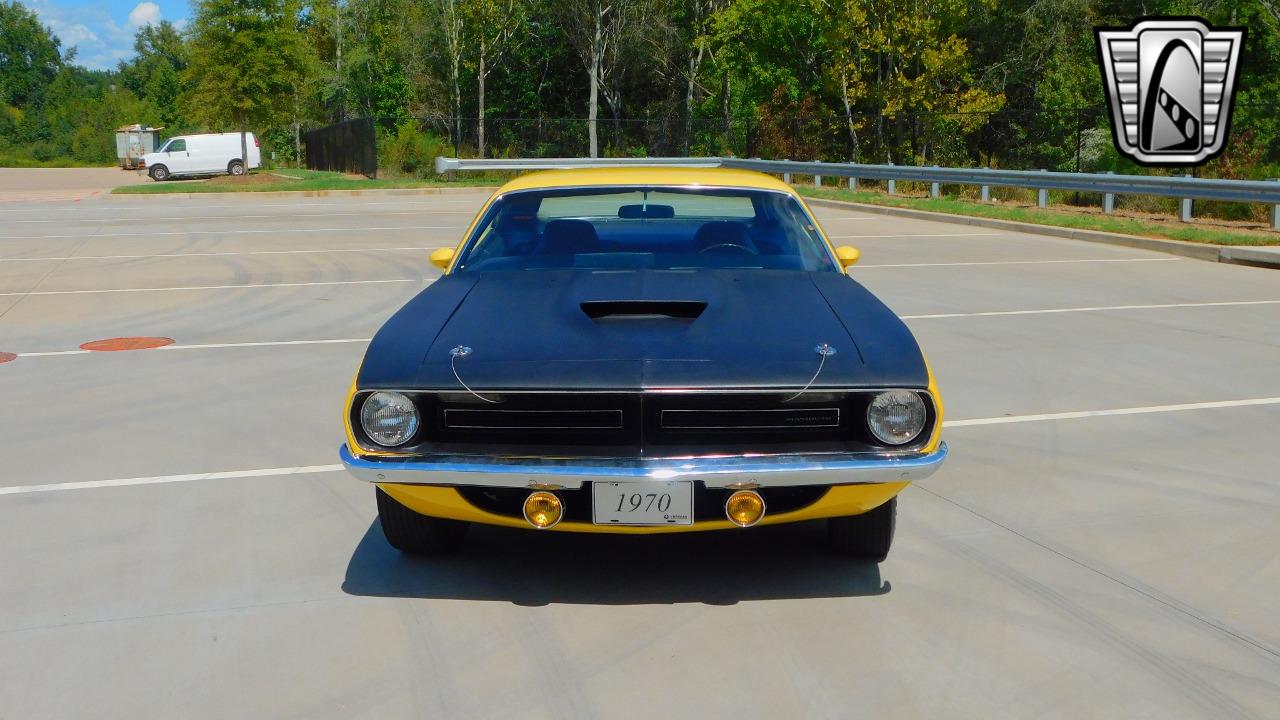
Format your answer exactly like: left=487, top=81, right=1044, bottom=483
left=359, top=391, right=419, bottom=447
left=867, top=390, right=927, bottom=446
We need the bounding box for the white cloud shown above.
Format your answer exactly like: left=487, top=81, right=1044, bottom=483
left=55, top=22, right=99, bottom=46
left=127, top=2, right=161, bottom=28
left=24, top=1, right=183, bottom=70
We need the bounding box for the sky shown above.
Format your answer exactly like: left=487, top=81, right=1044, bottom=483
left=25, top=0, right=193, bottom=71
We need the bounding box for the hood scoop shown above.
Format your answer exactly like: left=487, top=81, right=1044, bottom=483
left=581, top=300, right=707, bottom=320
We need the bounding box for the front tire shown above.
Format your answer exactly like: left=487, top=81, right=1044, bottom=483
left=827, top=497, right=896, bottom=561
left=228, top=160, right=246, bottom=176
left=149, top=165, right=169, bottom=181
left=375, top=487, right=469, bottom=554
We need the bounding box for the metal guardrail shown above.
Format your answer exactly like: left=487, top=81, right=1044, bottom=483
left=434, top=156, right=722, bottom=173
left=435, top=156, right=1280, bottom=228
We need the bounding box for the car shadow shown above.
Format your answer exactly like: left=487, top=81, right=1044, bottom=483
left=341, top=520, right=890, bottom=606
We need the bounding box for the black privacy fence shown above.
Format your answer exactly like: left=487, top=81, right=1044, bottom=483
left=303, top=117, right=378, bottom=178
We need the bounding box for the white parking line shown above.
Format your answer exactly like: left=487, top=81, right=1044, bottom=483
left=830, top=232, right=1002, bottom=239
left=15, top=338, right=374, bottom=358
left=0, top=465, right=344, bottom=496
left=902, top=299, right=1280, bottom=319
left=945, top=397, right=1280, bottom=427
left=0, top=225, right=462, bottom=240
left=6, top=211, right=474, bottom=224
left=0, top=277, right=429, bottom=297
left=0, top=199, right=488, bottom=215
left=5, top=395, right=1279, bottom=496
left=859, top=258, right=1178, bottom=268
left=158, top=338, right=372, bottom=352
left=0, top=247, right=435, bottom=262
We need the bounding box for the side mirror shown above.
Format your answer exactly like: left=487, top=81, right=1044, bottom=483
left=834, top=245, right=860, bottom=268
left=429, top=247, right=456, bottom=271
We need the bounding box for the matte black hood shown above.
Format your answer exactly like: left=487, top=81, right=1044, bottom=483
left=358, top=269, right=927, bottom=390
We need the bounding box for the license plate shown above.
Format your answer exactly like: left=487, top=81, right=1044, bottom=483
left=592, top=480, right=694, bottom=525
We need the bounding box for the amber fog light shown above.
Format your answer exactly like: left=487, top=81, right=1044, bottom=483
left=725, top=490, right=766, bottom=527
left=523, top=491, right=564, bottom=529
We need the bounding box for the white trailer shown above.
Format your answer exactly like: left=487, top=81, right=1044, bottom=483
left=115, top=125, right=163, bottom=170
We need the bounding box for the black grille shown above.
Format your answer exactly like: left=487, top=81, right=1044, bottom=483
left=660, top=407, right=840, bottom=430
left=349, top=389, right=935, bottom=456
left=642, top=392, right=867, bottom=451
left=457, top=483, right=830, bottom=524
left=444, top=409, right=624, bottom=430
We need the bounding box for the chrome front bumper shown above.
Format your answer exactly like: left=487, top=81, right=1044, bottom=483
left=340, top=442, right=947, bottom=490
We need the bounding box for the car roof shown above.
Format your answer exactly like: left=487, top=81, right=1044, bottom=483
left=492, top=166, right=796, bottom=194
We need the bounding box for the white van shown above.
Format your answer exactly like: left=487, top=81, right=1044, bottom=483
left=140, top=132, right=263, bottom=181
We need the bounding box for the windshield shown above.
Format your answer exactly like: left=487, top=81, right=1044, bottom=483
left=452, top=187, right=838, bottom=273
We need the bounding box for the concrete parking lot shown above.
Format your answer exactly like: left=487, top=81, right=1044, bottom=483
left=0, top=167, right=149, bottom=203
left=1, top=185, right=1278, bottom=719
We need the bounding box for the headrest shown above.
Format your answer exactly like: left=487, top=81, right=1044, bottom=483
left=540, top=219, right=601, bottom=255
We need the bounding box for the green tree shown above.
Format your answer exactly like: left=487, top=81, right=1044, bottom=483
left=825, top=0, right=871, bottom=160
left=706, top=0, right=842, bottom=160
left=465, top=0, right=528, bottom=157
left=680, top=1, right=728, bottom=153
left=557, top=0, right=649, bottom=156
left=345, top=0, right=413, bottom=125
left=0, top=0, right=64, bottom=147
left=707, top=0, right=829, bottom=113
left=859, top=0, right=1004, bottom=163
left=426, top=0, right=465, bottom=147
left=41, top=65, right=148, bottom=163
left=300, top=0, right=346, bottom=121
left=119, top=21, right=189, bottom=129
left=184, top=0, right=315, bottom=166
left=479, top=1, right=581, bottom=137
left=0, top=1, right=62, bottom=109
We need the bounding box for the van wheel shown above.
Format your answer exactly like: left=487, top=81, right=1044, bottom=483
left=228, top=160, right=246, bottom=176
left=149, top=165, right=169, bottom=181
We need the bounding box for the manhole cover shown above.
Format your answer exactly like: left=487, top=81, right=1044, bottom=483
left=79, top=337, right=175, bottom=352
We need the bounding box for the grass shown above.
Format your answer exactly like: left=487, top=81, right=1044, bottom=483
left=796, top=185, right=1280, bottom=247
left=0, top=156, right=116, bottom=168
left=112, top=168, right=506, bottom=194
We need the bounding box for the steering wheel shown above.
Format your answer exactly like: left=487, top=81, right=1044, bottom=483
left=697, top=242, right=759, bottom=256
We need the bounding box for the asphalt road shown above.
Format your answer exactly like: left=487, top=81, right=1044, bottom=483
left=1, top=186, right=1278, bottom=719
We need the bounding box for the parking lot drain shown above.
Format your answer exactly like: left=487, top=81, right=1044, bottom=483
left=0, top=352, right=16, bottom=364
left=80, top=337, right=175, bottom=352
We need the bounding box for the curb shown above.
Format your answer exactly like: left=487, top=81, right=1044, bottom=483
left=105, top=185, right=497, bottom=201
left=803, top=197, right=1279, bottom=269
